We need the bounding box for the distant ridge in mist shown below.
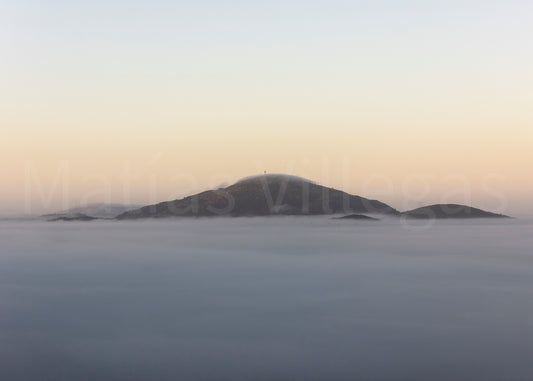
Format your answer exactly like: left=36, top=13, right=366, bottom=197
left=42, top=203, right=141, bottom=221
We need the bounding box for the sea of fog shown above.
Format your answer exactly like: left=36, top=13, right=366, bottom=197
left=1, top=217, right=533, bottom=380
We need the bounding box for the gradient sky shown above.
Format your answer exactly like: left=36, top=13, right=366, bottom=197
left=1, top=0, right=532, bottom=215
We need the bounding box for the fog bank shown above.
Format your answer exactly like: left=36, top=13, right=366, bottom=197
left=1, top=218, right=532, bottom=380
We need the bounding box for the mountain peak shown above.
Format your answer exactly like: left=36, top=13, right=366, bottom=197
left=234, top=174, right=316, bottom=186
left=117, top=174, right=398, bottom=219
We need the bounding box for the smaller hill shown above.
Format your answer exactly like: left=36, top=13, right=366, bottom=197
left=333, top=214, right=380, bottom=221
left=401, top=204, right=510, bottom=219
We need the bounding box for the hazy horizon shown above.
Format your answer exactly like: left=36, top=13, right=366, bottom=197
left=1, top=170, right=531, bottom=217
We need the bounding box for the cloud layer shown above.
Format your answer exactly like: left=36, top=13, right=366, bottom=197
left=1, top=217, right=532, bottom=380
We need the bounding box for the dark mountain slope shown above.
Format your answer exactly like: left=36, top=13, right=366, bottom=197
left=117, top=174, right=399, bottom=219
